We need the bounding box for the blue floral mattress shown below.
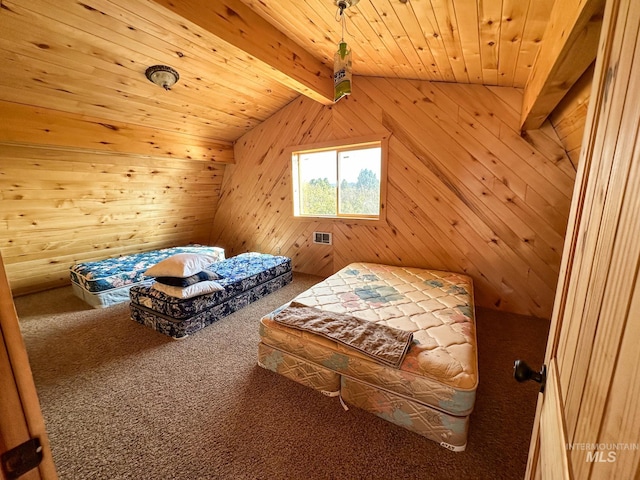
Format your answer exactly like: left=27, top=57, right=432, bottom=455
left=130, top=252, right=292, bottom=322
left=69, top=245, right=225, bottom=293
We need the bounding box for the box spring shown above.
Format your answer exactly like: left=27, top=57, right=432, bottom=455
left=130, top=253, right=292, bottom=338
left=258, top=342, right=469, bottom=451
left=69, top=245, right=225, bottom=308
left=258, top=262, right=477, bottom=450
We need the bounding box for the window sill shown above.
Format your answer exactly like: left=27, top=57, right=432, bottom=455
left=292, top=215, right=387, bottom=227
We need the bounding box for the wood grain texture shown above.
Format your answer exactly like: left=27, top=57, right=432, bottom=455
left=0, top=0, right=589, bottom=156
left=532, top=0, right=640, bottom=476
left=0, top=253, right=57, bottom=478
left=244, top=0, right=555, bottom=88
left=520, top=0, right=605, bottom=130
left=211, top=77, right=576, bottom=318
left=539, top=361, right=571, bottom=480
left=0, top=0, right=298, bottom=144
left=561, top=1, right=640, bottom=474
left=550, top=64, right=595, bottom=170
left=151, top=0, right=334, bottom=104
left=0, top=101, right=234, bottom=163
left=0, top=143, right=226, bottom=295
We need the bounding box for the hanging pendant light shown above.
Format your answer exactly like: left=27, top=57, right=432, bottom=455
left=333, top=0, right=358, bottom=102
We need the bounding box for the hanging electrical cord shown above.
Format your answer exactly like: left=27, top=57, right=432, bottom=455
left=335, top=2, right=344, bottom=22
left=332, top=0, right=358, bottom=102
left=335, top=0, right=353, bottom=40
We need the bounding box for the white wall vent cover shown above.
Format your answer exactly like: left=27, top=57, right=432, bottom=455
left=313, top=232, right=332, bottom=245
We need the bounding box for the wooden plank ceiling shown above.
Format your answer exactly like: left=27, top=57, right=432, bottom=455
left=0, top=0, right=558, bottom=148
left=244, top=0, right=555, bottom=87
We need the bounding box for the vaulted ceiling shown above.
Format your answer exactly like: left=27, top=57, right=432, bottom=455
left=0, top=0, right=600, bottom=151
left=244, top=0, right=554, bottom=87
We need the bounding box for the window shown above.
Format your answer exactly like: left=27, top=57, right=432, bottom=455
left=292, top=141, right=385, bottom=220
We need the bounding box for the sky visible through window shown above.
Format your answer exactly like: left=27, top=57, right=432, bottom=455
left=299, top=147, right=381, bottom=184
left=295, top=145, right=382, bottom=218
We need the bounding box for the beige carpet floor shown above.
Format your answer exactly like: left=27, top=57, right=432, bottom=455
left=15, top=273, right=549, bottom=480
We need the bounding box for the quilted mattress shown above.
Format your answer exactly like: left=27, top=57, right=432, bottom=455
left=130, top=252, right=292, bottom=338
left=258, top=262, right=477, bottom=451
left=70, top=245, right=225, bottom=308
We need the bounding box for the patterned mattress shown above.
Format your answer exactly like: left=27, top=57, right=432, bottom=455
left=130, top=252, right=292, bottom=338
left=70, top=245, right=225, bottom=293
left=69, top=245, right=225, bottom=308
left=258, top=262, right=477, bottom=451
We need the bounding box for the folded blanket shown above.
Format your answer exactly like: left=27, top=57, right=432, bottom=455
left=273, top=302, right=414, bottom=368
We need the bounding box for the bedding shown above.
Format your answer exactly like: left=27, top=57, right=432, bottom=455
left=129, top=252, right=292, bottom=338
left=69, top=245, right=225, bottom=308
left=155, top=270, right=220, bottom=287
left=151, top=280, right=224, bottom=299
left=258, top=262, right=477, bottom=451
left=273, top=302, right=413, bottom=368
left=144, top=252, right=220, bottom=278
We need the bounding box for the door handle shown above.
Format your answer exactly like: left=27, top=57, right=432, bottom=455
left=513, top=360, right=547, bottom=393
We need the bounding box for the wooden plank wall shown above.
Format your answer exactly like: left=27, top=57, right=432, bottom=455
left=549, top=64, right=595, bottom=169
left=0, top=103, right=228, bottom=296
left=211, top=77, right=577, bottom=318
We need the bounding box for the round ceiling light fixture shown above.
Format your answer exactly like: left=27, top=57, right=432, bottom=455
left=145, top=65, right=180, bottom=90
left=335, top=0, right=359, bottom=8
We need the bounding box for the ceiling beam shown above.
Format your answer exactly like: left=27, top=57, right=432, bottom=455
left=520, top=0, right=606, bottom=131
left=151, top=0, right=334, bottom=105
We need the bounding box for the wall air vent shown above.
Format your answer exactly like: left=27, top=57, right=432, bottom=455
left=313, top=232, right=332, bottom=245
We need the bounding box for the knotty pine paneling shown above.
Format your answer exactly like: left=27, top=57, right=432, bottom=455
left=550, top=63, right=595, bottom=169
left=542, top=4, right=640, bottom=475
left=0, top=0, right=298, bottom=143
left=211, top=77, right=576, bottom=318
left=0, top=101, right=234, bottom=163
left=0, top=143, right=226, bottom=295
left=243, top=0, right=555, bottom=88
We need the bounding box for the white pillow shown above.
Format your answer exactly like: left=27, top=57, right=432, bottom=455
left=152, top=280, right=224, bottom=299
left=144, top=253, right=218, bottom=278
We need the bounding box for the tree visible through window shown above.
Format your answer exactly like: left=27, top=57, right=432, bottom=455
left=292, top=142, right=382, bottom=219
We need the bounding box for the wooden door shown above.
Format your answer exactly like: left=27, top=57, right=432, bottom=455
left=0, top=252, right=56, bottom=479
left=525, top=0, right=640, bottom=478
